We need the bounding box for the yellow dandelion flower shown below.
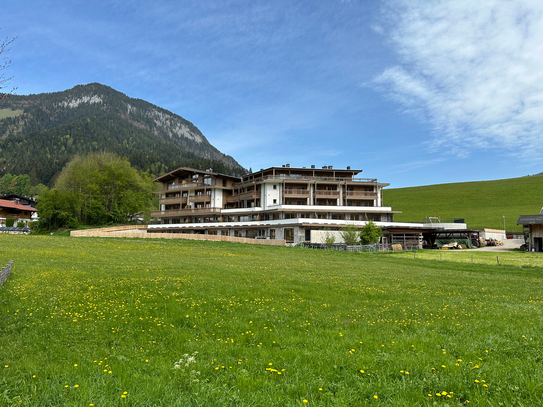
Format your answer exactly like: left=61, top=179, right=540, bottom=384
left=373, top=395, right=378, bottom=399
left=74, top=384, right=79, bottom=388
left=303, top=399, right=308, bottom=403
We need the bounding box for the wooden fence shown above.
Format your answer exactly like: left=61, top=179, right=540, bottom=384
left=0, top=260, right=13, bottom=286
left=71, top=226, right=286, bottom=246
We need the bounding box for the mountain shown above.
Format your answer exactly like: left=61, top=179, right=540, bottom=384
left=0, top=83, right=245, bottom=185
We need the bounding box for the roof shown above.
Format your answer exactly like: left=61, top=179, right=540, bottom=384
left=0, top=199, right=37, bottom=212
left=153, top=167, right=241, bottom=183
left=517, top=215, right=543, bottom=225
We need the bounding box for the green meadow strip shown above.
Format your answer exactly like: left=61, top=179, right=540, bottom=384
left=384, top=174, right=543, bottom=232
left=1, top=235, right=542, bottom=406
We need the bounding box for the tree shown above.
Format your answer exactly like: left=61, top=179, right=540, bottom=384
left=340, top=224, right=360, bottom=246
left=359, top=221, right=382, bottom=245
left=37, top=152, right=155, bottom=229
left=0, top=30, right=17, bottom=98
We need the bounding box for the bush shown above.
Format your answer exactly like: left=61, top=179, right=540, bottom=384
left=5, top=218, right=15, bottom=227
left=16, top=221, right=25, bottom=228
left=360, top=221, right=382, bottom=245
left=340, top=224, right=360, bottom=246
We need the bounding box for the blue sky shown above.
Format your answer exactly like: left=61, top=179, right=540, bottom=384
left=3, top=0, right=543, bottom=188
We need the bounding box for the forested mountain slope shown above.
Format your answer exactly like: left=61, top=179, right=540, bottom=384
left=0, top=83, right=245, bottom=185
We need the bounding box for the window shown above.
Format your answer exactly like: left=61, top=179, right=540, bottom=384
left=284, top=228, right=294, bottom=242
left=273, top=199, right=277, bottom=204
left=270, top=229, right=276, bottom=239
left=273, top=185, right=277, bottom=189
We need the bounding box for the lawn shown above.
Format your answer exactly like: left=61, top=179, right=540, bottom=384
left=1, top=235, right=542, bottom=406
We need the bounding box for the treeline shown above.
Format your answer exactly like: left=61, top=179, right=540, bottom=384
left=0, top=173, right=47, bottom=197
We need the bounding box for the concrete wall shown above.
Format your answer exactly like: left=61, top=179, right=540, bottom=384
left=310, top=230, right=346, bottom=244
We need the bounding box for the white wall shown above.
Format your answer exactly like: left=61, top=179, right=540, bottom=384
left=310, top=230, right=346, bottom=244
left=262, top=183, right=280, bottom=209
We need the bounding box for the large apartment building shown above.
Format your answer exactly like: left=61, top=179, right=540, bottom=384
left=149, top=165, right=399, bottom=244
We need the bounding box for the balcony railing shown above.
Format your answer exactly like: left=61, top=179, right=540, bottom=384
left=227, top=191, right=260, bottom=201
left=237, top=175, right=378, bottom=185
left=151, top=208, right=221, bottom=217
left=315, top=190, right=340, bottom=197
left=191, top=194, right=212, bottom=202
left=284, top=189, right=310, bottom=196
left=154, top=181, right=218, bottom=193
left=345, top=191, right=377, bottom=198
left=159, top=196, right=188, bottom=205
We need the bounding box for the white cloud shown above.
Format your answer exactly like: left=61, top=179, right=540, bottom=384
left=375, top=0, right=543, bottom=161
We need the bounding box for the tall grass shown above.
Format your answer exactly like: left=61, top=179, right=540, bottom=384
left=1, top=235, right=542, bottom=406
left=384, top=175, right=543, bottom=232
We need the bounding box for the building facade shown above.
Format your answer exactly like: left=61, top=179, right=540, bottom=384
left=149, top=165, right=400, bottom=244
left=517, top=211, right=543, bottom=252
left=0, top=198, right=37, bottom=226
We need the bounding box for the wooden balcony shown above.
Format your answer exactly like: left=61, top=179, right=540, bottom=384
left=151, top=208, right=221, bottom=217
left=154, top=181, right=218, bottom=193
left=345, top=191, right=377, bottom=198
left=315, top=190, right=340, bottom=197
left=230, top=191, right=260, bottom=201
left=284, top=189, right=310, bottom=196
left=191, top=194, right=211, bottom=203
left=159, top=196, right=188, bottom=205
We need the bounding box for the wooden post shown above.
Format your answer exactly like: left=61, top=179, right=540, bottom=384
left=496, top=256, right=499, bottom=265
left=471, top=255, right=473, bottom=263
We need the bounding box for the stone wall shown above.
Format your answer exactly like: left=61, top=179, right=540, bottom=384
left=0, top=260, right=13, bottom=286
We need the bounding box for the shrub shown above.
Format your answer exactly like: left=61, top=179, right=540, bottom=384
left=340, top=224, right=360, bottom=246
left=322, top=229, right=336, bottom=249
left=360, top=221, right=382, bottom=245
left=5, top=218, right=15, bottom=227
left=16, top=221, right=25, bottom=228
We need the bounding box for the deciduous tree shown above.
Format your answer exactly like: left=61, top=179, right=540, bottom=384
left=359, top=221, right=382, bottom=245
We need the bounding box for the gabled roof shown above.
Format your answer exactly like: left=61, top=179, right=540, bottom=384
left=0, top=199, right=37, bottom=212
left=517, top=215, right=543, bottom=225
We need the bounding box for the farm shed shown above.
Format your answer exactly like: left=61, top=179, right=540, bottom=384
left=517, top=213, right=543, bottom=252
left=383, top=226, right=479, bottom=249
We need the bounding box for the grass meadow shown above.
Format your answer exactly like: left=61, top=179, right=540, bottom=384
left=383, top=174, right=543, bottom=232
left=1, top=235, right=543, bottom=406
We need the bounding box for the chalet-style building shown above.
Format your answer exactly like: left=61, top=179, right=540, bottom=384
left=149, top=165, right=400, bottom=244
left=0, top=198, right=37, bottom=226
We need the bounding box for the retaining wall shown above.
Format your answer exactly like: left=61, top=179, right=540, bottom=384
left=71, top=226, right=286, bottom=246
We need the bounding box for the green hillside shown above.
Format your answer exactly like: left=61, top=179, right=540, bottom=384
left=383, top=175, right=543, bottom=233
